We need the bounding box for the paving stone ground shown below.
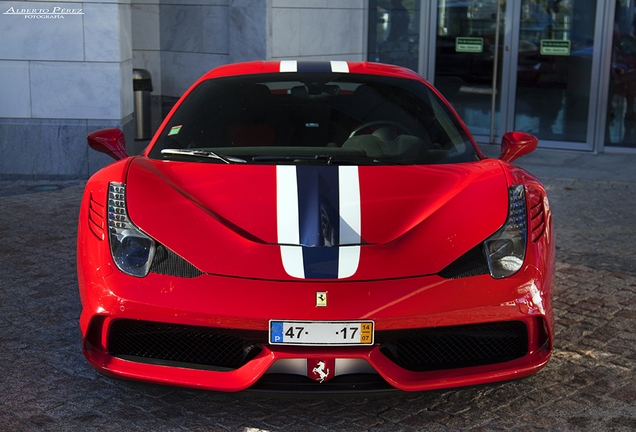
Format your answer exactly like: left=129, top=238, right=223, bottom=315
left=1, top=162, right=635, bottom=431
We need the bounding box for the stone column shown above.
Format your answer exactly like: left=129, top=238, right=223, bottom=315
left=0, top=0, right=133, bottom=179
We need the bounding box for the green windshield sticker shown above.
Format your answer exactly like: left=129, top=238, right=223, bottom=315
left=456, top=37, right=483, bottom=53
left=168, top=125, right=182, bottom=136
left=541, top=40, right=570, bottom=56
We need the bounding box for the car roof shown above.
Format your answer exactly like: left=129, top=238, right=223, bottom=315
left=197, top=61, right=427, bottom=83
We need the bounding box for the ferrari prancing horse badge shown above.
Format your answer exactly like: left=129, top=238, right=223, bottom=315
left=316, top=291, right=327, bottom=307
left=309, top=358, right=334, bottom=383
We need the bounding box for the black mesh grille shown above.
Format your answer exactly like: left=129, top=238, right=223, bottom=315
left=438, top=244, right=489, bottom=279
left=378, top=321, right=528, bottom=372
left=150, top=244, right=203, bottom=278
left=108, top=320, right=265, bottom=371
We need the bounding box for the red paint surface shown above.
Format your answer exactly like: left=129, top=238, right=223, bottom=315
left=78, top=61, right=554, bottom=392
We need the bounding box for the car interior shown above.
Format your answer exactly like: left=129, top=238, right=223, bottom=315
left=150, top=73, right=478, bottom=165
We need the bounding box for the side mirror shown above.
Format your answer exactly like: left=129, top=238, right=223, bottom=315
left=87, top=128, right=129, bottom=161
left=499, top=131, right=538, bottom=163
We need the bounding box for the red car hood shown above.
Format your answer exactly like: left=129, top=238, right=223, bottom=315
left=126, top=157, right=508, bottom=280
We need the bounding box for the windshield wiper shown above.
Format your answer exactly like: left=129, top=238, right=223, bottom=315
left=252, top=155, right=327, bottom=162
left=252, top=154, right=372, bottom=165
left=161, top=149, right=246, bottom=164
left=252, top=154, right=406, bottom=165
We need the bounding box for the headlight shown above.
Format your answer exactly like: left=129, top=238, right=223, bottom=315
left=484, top=185, right=527, bottom=279
left=108, top=182, right=156, bottom=277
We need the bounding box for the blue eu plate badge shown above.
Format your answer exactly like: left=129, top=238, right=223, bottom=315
left=270, top=321, right=284, bottom=343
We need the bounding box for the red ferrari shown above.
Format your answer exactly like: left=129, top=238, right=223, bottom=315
left=78, top=61, right=554, bottom=393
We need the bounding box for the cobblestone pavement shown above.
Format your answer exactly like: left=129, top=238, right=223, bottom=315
left=1, top=163, right=635, bottom=431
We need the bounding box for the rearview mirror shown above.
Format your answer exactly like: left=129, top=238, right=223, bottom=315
left=87, top=129, right=129, bottom=161
left=499, top=132, right=538, bottom=163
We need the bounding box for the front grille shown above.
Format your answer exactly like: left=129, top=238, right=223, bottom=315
left=378, top=321, right=528, bottom=372
left=109, top=320, right=265, bottom=371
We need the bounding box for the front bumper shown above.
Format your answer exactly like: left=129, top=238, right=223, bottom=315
left=79, top=269, right=553, bottom=392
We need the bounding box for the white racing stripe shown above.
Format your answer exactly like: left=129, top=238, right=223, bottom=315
left=330, top=61, right=350, bottom=73
left=280, top=60, right=348, bottom=73
left=279, top=60, right=297, bottom=72
left=276, top=165, right=304, bottom=278
left=277, top=165, right=361, bottom=279
left=338, top=166, right=361, bottom=278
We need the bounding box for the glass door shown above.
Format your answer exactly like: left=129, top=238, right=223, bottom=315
left=511, top=0, right=599, bottom=149
left=604, top=0, right=636, bottom=150
left=430, top=0, right=604, bottom=150
left=433, top=0, right=507, bottom=141
left=368, top=0, right=422, bottom=72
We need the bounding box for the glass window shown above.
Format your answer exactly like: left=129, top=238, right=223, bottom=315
left=606, top=0, right=636, bottom=149
left=149, top=73, right=478, bottom=166
left=433, top=1, right=505, bottom=138
left=514, top=0, right=597, bottom=143
left=368, top=0, right=421, bottom=71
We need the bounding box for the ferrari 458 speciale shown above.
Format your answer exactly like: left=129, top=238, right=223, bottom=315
left=78, top=60, right=554, bottom=393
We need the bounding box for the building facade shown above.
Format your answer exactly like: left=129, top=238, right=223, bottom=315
left=373, top=0, right=636, bottom=154
left=0, top=0, right=634, bottom=179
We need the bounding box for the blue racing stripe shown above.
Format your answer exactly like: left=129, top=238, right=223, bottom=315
left=297, top=61, right=332, bottom=73
left=303, top=247, right=339, bottom=279
left=296, top=166, right=340, bottom=279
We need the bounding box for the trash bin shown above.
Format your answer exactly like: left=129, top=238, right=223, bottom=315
left=133, top=69, right=153, bottom=140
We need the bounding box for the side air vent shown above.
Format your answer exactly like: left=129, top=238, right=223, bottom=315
left=438, top=244, right=489, bottom=279
left=378, top=321, right=528, bottom=372
left=150, top=244, right=203, bottom=278
left=108, top=319, right=265, bottom=371
left=88, top=192, right=105, bottom=240
left=527, top=188, right=545, bottom=243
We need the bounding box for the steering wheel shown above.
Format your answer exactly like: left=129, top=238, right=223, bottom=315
left=349, top=120, right=413, bottom=138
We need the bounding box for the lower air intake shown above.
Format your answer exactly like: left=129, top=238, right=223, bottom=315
left=108, top=320, right=264, bottom=371
left=379, top=321, right=528, bottom=372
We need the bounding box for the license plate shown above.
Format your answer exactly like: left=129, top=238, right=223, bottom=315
left=269, top=320, right=374, bottom=345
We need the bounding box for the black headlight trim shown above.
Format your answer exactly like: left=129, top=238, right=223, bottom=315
left=150, top=243, right=203, bottom=278
left=438, top=244, right=489, bottom=279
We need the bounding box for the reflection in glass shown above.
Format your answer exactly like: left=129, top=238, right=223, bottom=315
left=514, top=0, right=596, bottom=143
left=368, top=0, right=421, bottom=72
left=433, top=1, right=505, bottom=137
left=606, top=0, right=636, bottom=149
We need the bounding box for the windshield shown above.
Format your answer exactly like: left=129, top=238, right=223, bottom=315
left=149, top=72, right=479, bottom=165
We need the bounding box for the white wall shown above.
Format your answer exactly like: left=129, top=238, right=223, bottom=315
left=0, top=0, right=133, bottom=120
left=269, top=0, right=366, bottom=62
left=132, top=0, right=267, bottom=99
